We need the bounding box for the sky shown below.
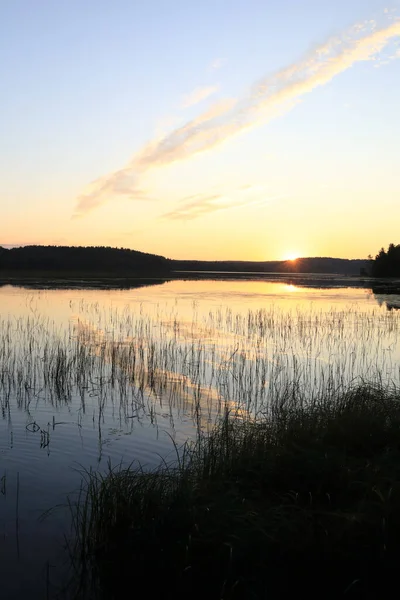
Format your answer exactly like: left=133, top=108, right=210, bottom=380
left=1, top=0, right=400, bottom=261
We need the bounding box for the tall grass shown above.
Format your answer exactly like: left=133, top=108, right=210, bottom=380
left=1, top=298, right=400, bottom=596
left=1, top=301, right=399, bottom=431
left=68, top=383, right=400, bottom=599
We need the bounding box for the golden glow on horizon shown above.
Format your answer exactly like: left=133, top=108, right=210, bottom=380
left=283, top=253, right=300, bottom=261
left=3, top=13, right=400, bottom=264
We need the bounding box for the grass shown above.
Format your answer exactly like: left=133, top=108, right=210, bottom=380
left=1, top=300, right=399, bottom=428
left=69, top=383, right=400, bottom=600
left=1, top=298, right=400, bottom=596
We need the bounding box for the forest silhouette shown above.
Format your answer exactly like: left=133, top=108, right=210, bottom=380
left=0, top=244, right=399, bottom=278
left=0, top=245, right=376, bottom=277
left=371, top=243, right=400, bottom=277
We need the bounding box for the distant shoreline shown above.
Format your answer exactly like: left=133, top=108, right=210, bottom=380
left=0, top=245, right=369, bottom=278
left=1, top=245, right=398, bottom=291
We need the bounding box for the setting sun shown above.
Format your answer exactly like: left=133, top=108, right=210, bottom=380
left=283, top=253, right=300, bottom=261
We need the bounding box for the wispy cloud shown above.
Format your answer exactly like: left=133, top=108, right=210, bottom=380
left=373, top=37, right=400, bottom=66
left=75, top=15, right=400, bottom=217
left=162, top=185, right=280, bottom=220
left=74, top=171, right=155, bottom=216
left=181, top=85, right=219, bottom=108
left=163, top=193, right=224, bottom=220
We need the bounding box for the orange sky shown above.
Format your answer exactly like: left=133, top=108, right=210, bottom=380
left=1, top=3, right=400, bottom=261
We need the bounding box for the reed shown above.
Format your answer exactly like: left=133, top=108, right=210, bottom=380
left=0, top=302, right=399, bottom=433
left=68, top=383, right=400, bottom=599
left=1, top=297, right=400, bottom=597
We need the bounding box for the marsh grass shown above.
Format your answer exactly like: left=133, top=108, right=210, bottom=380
left=2, top=298, right=400, bottom=597
left=68, top=383, right=400, bottom=600
left=1, top=301, right=400, bottom=433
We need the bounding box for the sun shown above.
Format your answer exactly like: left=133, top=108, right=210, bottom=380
left=283, top=252, right=300, bottom=261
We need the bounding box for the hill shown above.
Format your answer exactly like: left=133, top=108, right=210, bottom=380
left=172, top=257, right=368, bottom=276
left=0, top=246, right=369, bottom=278
left=0, top=245, right=171, bottom=277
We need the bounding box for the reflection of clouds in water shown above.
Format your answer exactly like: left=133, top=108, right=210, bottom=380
left=4, top=283, right=400, bottom=427
left=71, top=297, right=400, bottom=410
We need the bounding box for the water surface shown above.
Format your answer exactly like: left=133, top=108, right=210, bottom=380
left=1, top=277, right=399, bottom=598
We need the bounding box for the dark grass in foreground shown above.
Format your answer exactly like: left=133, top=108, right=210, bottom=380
left=69, top=385, right=400, bottom=599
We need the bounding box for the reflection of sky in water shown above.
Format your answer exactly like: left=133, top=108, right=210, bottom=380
left=0, top=279, right=379, bottom=324
left=0, top=278, right=399, bottom=596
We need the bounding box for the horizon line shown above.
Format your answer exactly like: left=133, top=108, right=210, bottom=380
left=0, top=243, right=370, bottom=263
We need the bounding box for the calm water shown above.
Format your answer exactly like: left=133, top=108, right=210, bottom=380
left=1, top=277, right=400, bottom=598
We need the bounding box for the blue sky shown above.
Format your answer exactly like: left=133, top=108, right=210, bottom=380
left=1, top=0, right=400, bottom=259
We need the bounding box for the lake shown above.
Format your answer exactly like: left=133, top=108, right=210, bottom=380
left=1, top=276, right=400, bottom=598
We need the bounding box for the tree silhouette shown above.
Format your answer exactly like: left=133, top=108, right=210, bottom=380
left=371, top=243, right=400, bottom=277
left=0, top=245, right=171, bottom=275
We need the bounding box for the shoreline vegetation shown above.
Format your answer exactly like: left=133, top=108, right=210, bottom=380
left=0, top=244, right=372, bottom=278
left=0, top=243, right=398, bottom=282
left=371, top=244, right=400, bottom=278
left=69, top=383, right=400, bottom=600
